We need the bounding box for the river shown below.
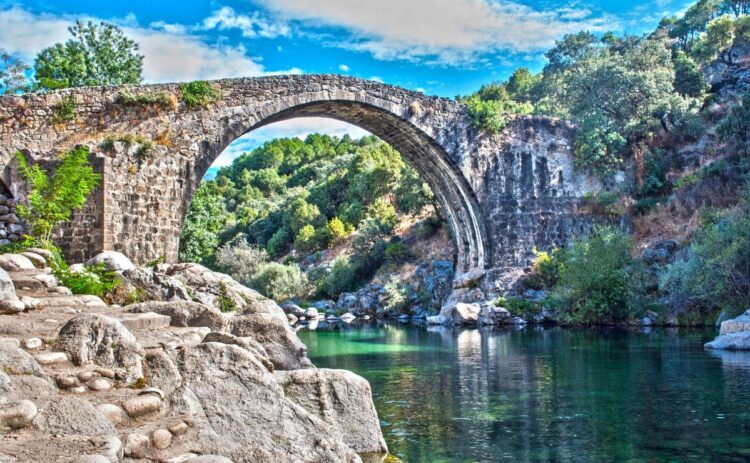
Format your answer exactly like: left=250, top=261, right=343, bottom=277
left=297, top=322, right=750, bottom=463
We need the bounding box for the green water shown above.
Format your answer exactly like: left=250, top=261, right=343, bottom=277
left=297, top=323, right=750, bottom=463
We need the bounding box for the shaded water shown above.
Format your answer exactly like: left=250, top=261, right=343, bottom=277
left=297, top=323, right=750, bottom=463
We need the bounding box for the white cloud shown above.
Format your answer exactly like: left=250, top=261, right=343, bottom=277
left=212, top=117, right=371, bottom=167
left=0, top=7, right=299, bottom=83
left=201, top=6, right=290, bottom=38
left=252, top=0, right=618, bottom=65
left=369, top=76, right=384, bottom=83
left=338, top=64, right=350, bottom=72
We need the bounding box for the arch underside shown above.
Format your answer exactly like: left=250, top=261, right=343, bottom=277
left=214, top=100, right=489, bottom=274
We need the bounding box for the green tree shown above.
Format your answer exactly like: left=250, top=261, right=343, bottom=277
left=692, top=14, right=737, bottom=63
left=179, top=183, right=228, bottom=263
left=325, top=217, right=351, bottom=245
left=717, top=92, right=750, bottom=154
left=15, top=146, right=101, bottom=245
left=34, top=21, right=143, bottom=90
left=549, top=227, right=641, bottom=324
left=294, top=224, right=318, bottom=252
left=673, top=51, right=708, bottom=97
left=0, top=50, right=31, bottom=94
left=505, top=67, right=541, bottom=102
left=250, top=262, right=309, bottom=301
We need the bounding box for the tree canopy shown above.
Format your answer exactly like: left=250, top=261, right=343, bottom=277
left=34, top=21, right=143, bottom=90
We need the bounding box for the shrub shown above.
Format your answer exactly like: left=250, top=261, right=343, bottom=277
left=217, top=281, right=237, bottom=313
left=250, top=262, right=309, bottom=302
left=465, top=95, right=533, bottom=133
left=496, top=296, right=539, bottom=319
left=573, top=119, right=627, bottom=176
left=660, top=201, right=750, bottom=313
left=52, top=95, right=76, bottom=123
left=57, top=263, right=120, bottom=298
left=266, top=228, right=290, bottom=257
left=215, top=239, right=268, bottom=286
left=117, top=89, right=176, bottom=109
left=325, top=217, right=351, bottom=245
left=529, top=247, right=564, bottom=288
left=384, top=242, right=412, bottom=264
left=15, top=147, right=101, bottom=245
left=580, top=192, right=625, bottom=217
left=322, top=256, right=361, bottom=298
left=382, top=277, right=410, bottom=313
left=548, top=227, right=641, bottom=324
left=717, top=92, right=750, bottom=155
left=179, top=81, right=221, bottom=108
left=294, top=224, right=319, bottom=252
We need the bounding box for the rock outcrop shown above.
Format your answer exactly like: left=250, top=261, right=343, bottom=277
left=171, top=342, right=360, bottom=462
left=275, top=368, right=389, bottom=455
left=0, top=252, right=387, bottom=462
left=705, top=309, right=750, bottom=350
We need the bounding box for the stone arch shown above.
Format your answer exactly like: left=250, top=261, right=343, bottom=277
left=188, top=98, right=490, bottom=275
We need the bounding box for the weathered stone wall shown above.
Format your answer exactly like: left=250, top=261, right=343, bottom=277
left=0, top=74, right=603, bottom=295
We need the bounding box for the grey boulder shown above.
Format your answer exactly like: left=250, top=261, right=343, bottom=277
left=275, top=368, right=388, bottom=454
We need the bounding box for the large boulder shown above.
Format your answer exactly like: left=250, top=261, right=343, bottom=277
left=126, top=301, right=228, bottom=331
left=275, top=368, right=388, bottom=454
left=165, top=263, right=286, bottom=320
left=86, top=251, right=136, bottom=273
left=439, top=302, right=481, bottom=325
left=230, top=313, right=313, bottom=370
left=478, top=303, right=511, bottom=325
left=57, top=314, right=144, bottom=383
left=170, top=343, right=360, bottom=462
left=719, top=309, right=750, bottom=335
left=116, top=267, right=192, bottom=303
left=0, top=254, right=35, bottom=272
left=705, top=331, right=750, bottom=350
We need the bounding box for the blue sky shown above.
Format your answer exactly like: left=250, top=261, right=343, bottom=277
left=0, top=0, right=695, bottom=174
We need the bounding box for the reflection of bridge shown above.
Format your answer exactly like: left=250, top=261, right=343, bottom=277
left=0, top=75, right=601, bottom=297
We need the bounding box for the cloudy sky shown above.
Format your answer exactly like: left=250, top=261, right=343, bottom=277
left=0, top=0, right=694, bottom=173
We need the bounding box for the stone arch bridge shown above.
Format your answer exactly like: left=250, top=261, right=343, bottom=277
left=0, top=75, right=601, bottom=297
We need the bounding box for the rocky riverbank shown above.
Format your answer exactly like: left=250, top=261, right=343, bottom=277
left=0, top=250, right=389, bottom=462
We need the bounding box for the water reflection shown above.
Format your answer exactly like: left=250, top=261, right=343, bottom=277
left=298, top=322, right=750, bottom=463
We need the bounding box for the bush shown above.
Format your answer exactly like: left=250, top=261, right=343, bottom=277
left=384, top=242, right=412, bottom=264
left=528, top=247, right=564, bottom=288
left=325, top=217, right=351, bottom=245
left=215, top=240, right=268, bottom=286
left=548, top=227, right=641, bottom=324
left=250, top=262, right=309, bottom=302
left=56, top=262, right=120, bottom=298
left=15, top=147, right=101, bottom=245
left=661, top=201, right=750, bottom=313
left=465, top=95, right=533, bottom=133
left=52, top=95, right=76, bottom=123
left=382, top=277, right=410, bottom=313
left=117, top=89, right=176, bottom=109
left=322, top=256, right=361, bottom=298
left=294, top=224, right=319, bottom=252
left=580, top=192, right=625, bottom=217
left=179, top=81, right=221, bottom=108
left=496, top=296, right=539, bottom=319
